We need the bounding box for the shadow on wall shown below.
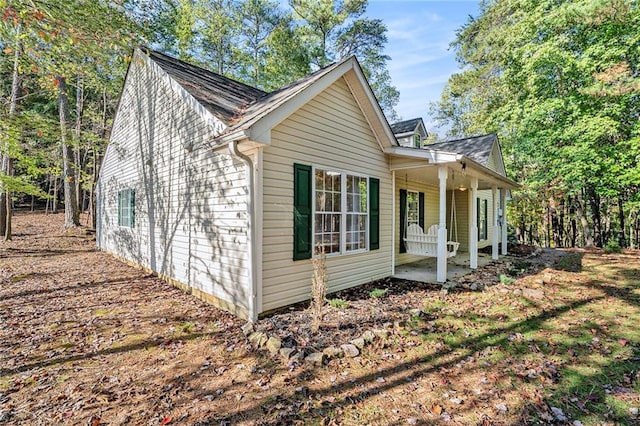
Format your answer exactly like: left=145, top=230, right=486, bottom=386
left=102, top=61, right=250, bottom=314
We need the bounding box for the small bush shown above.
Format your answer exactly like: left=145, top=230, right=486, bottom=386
left=369, top=288, right=387, bottom=298
left=604, top=240, right=622, bottom=254
left=327, top=298, right=349, bottom=309
left=499, top=274, right=515, bottom=285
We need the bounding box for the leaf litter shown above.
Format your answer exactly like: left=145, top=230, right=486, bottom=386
left=1, top=211, right=639, bottom=425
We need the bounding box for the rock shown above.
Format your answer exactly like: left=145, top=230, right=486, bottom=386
left=340, top=343, right=360, bottom=358
left=248, top=331, right=268, bottom=348
left=409, top=308, right=423, bottom=317
left=630, top=407, right=638, bottom=416
left=470, top=283, right=479, bottom=291
left=522, top=288, right=544, bottom=300
left=291, top=349, right=305, bottom=362
left=266, top=336, right=281, bottom=355
left=350, top=337, right=365, bottom=349
left=281, top=334, right=297, bottom=348
left=443, top=281, right=457, bottom=290
left=407, top=418, right=418, bottom=425
left=323, top=346, right=343, bottom=359
left=372, top=329, right=388, bottom=340
left=305, top=352, right=324, bottom=366
left=361, top=330, right=375, bottom=343
left=393, top=320, right=405, bottom=329
left=494, top=403, right=507, bottom=413
left=513, top=288, right=522, bottom=296
left=279, top=347, right=295, bottom=360
left=551, top=407, right=567, bottom=422
left=241, top=322, right=254, bottom=336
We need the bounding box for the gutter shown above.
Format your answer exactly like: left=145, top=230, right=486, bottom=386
left=227, top=141, right=258, bottom=321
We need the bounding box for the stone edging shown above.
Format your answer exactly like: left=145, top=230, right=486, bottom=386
left=239, top=315, right=428, bottom=367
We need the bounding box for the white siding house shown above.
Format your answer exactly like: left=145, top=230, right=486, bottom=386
left=98, top=48, right=518, bottom=321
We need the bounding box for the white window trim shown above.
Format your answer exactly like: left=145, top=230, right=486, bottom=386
left=312, top=166, right=370, bottom=257
left=406, top=189, right=419, bottom=229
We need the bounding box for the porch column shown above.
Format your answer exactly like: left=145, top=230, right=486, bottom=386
left=392, top=170, right=396, bottom=275
left=501, top=189, right=508, bottom=255
left=492, top=185, right=499, bottom=260
left=469, top=177, right=478, bottom=269
left=437, top=166, right=448, bottom=282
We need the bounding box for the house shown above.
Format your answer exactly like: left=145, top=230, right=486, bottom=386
left=97, top=48, right=518, bottom=321
left=390, top=118, right=428, bottom=148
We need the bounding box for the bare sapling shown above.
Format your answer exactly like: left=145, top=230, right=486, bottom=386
left=310, top=247, right=327, bottom=333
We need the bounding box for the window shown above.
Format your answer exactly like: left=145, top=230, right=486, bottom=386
left=293, top=163, right=379, bottom=260
left=399, top=189, right=424, bottom=254
left=314, top=169, right=368, bottom=255
left=314, top=169, right=342, bottom=254
left=118, top=189, right=135, bottom=227
left=346, top=175, right=367, bottom=251
left=406, top=190, right=419, bottom=227
left=477, top=197, right=487, bottom=240
left=413, top=133, right=422, bottom=148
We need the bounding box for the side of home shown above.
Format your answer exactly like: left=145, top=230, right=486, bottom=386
left=98, top=48, right=518, bottom=321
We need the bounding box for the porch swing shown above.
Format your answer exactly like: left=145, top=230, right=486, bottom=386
left=403, top=184, right=461, bottom=258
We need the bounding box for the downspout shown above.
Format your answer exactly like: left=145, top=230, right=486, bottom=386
left=228, top=141, right=258, bottom=321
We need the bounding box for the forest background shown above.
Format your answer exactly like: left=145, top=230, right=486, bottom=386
left=0, top=0, right=638, bottom=250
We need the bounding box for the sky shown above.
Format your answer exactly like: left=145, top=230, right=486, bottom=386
left=365, top=0, right=480, bottom=133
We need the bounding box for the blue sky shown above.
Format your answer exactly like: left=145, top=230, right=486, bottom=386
left=365, top=1, right=480, bottom=132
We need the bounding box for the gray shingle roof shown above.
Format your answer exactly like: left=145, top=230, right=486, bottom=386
left=147, top=49, right=267, bottom=124
left=222, top=59, right=346, bottom=132
left=390, top=118, right=422, bottom=135
left=429, top=134, right=497, bottom=166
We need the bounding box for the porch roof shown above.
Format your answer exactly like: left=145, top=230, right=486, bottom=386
left=384, top=146, right=519, bottom=190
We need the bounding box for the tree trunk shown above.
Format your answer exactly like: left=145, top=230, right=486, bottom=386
left=75, top=74, right=84, bottom=213
left=575, top=193, right=593, bottom=247
left=53, top=175, right=59, bottom=214
left=5, top=158, right=12, bottom=241
left=57, top=76, right=80, bottom=228
left=587, top=185, right=602, bottom=247
left=3, top=31, right=22, bottom=239
left=618, top=195, right=626, bottom=248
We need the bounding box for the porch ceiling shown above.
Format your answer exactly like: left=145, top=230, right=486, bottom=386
left=387, top=149, right=518, bottom=190
left=394, top=163, right=503, bottom=190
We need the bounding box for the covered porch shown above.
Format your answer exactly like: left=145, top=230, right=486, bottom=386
left=393, top=251, right=494, bottom=283
left=386, top=142, right=519, bottom=283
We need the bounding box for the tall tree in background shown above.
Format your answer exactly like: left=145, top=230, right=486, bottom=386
left=1, top=0, right=142, bottom=228
left=432, top=0, right=640, bottom=248
left=290, top=0, right=399, bottom=119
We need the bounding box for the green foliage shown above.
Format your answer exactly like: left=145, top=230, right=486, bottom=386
left=432, top=0, right=640, bottom=248
left=499, top=274, right=515, bottom=285
left=369, top=288, right=387, bottom=298
left=604, top=240, right=622, bottom=254
left=327, top=298, right=349, bottom=309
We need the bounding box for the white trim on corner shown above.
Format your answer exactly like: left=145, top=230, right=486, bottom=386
left=136, top=48, right=227, bottom=138
left=254, top=148, right=264, bottom=316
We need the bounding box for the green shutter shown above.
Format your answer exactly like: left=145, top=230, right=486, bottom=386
left=477, top=197, right=481, bottom=242
left=130, top=189, right=135, bottom=228
left=293, top=163, right=312, bottom=260
left=399, top=189, right=407, bottom=253
left=369, top=178, right=379, bottom=250
left=418, top=192, right=425, bottom=229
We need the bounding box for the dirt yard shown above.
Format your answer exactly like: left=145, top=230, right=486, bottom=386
left=1, top=211, right=639, bottom=425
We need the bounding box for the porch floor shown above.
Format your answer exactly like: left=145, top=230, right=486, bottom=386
left=393, top=252, right=495, bottom=283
